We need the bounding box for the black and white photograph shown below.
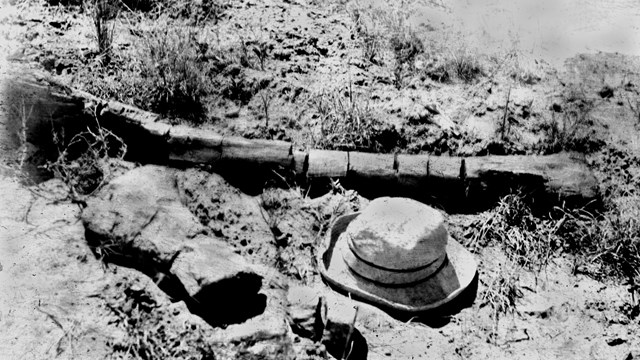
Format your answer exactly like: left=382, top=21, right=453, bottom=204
left=1, top=0, right=639, bottom=358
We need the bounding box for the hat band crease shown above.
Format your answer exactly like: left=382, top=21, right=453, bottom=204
left=342, top=243, right=447, bottom=286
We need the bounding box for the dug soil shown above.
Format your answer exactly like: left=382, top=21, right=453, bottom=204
left=1, top=0, right=640, bottom=359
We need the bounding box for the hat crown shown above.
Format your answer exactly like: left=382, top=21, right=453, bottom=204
left=345, top=197, right=448, bottom=271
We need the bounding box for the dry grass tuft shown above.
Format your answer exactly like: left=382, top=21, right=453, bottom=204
left=465, top=193, right=558, bottom=272
left=479, top=259, right=523, bottom=323
left=464, top=145, right=640, bottom=320
left=92, top=0, right=118, bottom=66
left=136, top=21, right=212, bottom=122
left=308, top=86, right=407, bottom=153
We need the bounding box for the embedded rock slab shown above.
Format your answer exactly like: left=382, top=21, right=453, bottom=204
left=176, top=168, right=278, bottom=266
left=81, top=165, right=266, bottom=327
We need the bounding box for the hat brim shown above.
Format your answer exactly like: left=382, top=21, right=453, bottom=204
left=318, top=213, right=478, bottom=313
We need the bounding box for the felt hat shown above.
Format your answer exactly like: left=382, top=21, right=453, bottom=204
left=318, top=197, right=477, bottom=313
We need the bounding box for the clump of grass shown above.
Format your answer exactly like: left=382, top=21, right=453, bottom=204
left=349, top=7, right=385, bottom=65
left=309, top=86, right=407, bottom=153
left=555, top=146, right=640, bottom=282
left=418, top=42, right=484, bottom=84
left=92, top=0, right=118, bottom=66
left=466, top=150, right=640, bottom=297
left=479, top=259, right=523, bottom=324
left=444, top=46, right=484, bottom=83
left=465, top=193, right=558, bottom=272
left=556, top=205, right=640, bottom=280
left=220, top=73, right=255, bottom=104
left=136, top=22, right=211, bottom=122
left=389, top=24, right=423, bottom=89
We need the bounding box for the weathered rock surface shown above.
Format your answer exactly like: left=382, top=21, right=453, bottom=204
left=81, top=164, right=295, bottom=357
left=177, top=168, right=278, bottom=266
left=82, top=165, right=266, bottom=326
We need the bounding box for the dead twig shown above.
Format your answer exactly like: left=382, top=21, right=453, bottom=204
left=500, top=85, right=512, bottom=140
left=341, top=305, right=360, bottom=360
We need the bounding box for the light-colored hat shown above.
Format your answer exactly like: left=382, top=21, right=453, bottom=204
left=318, top=197, right=477, bottom=313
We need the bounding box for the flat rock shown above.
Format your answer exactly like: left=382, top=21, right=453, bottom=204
left=83, top=165, right=204, bottom=265
left=81, top=165, right=266, bottom=328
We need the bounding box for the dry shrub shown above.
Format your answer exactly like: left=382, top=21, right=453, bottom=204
left=44, top=116, right=126, bottom=196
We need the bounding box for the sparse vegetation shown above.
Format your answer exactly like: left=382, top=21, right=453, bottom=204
left=258, top=88, right=274, bottom=127
left=252, top=39, right=271, bottom=71
left=44, top=115, right=126, bottom=196
left=464, top=193, right=558, bottom=272
left=349, top=6, right=385, bottom=65
left=136, top=22, right=212, bottom=122
left=389, top=23, right=423, bottom=89
left=536, top=87, right=604, bottom=154
left=92, top=0, right=118, bottom=65
left=309, top=86, right=407, bottom=152
left=442, top=45, right=485, bottom=83
left=479, top=259, right=523, bottom=324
